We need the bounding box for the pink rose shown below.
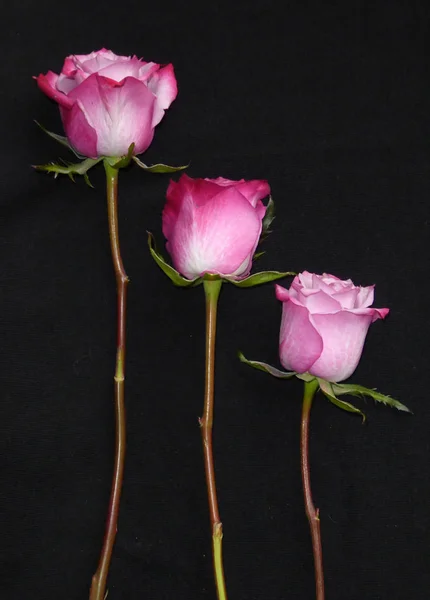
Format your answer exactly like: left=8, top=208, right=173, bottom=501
left=276, top=272, right=389, bottom=382
left=162, top=174, right=270, bottom=280
left=36, top=48, right=177, bottom=158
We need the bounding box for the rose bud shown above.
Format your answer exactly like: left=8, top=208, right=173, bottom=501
left=276, top=272, right=389, bottom=382
left=36, top=48, right=177, bottom=158
left=162, top=174, right=270, bottom=280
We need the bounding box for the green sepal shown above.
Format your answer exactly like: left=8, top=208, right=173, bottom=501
left=318, top=378, right=366, bottom=422
left=332, top=383, right=411, bottom=414
left=238, top=352, right=296, bottom=378
left=106, top=143, right=135, bottom=169
left=261, top=196, right=275, bottom=239
left=253, top=251, right=266, bottom=260
left=148, top=232, right=201, bottom=287
left=226, top=270, right=295, bottom=288
left=133, top=156, right=189, bottom=173
left=296, top=373, right=315, bottom=383
left=32, top=157, right=102, bottom=187
left=203, top=273, right=222, bottom=282
left=34, top=120, right=85, bottom=159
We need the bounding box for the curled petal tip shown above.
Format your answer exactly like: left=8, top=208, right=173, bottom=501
left=275, top=284, right=290, bottom=301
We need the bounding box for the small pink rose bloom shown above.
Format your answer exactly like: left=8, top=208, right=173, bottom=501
left=36, top=48, right=177, bottom=158
left=162, top=174, right=270, bottom=280
left=276, top=272, right=389, bottom=383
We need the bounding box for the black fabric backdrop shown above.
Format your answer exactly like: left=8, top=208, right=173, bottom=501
left=1, top=2, right=429, bottom=599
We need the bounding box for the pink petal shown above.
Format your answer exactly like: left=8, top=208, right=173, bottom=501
left=288, top=276, right=304, bottom=300
left=275, top=284, right=290, bottom=302
left=297, top=271, right=314, bottom=288
left=375, top=307, right=389, bottom=320
left=97, top=57, right=149, bottom=83
left=137, top=62, right=160, bottom=81
left=331, top=287, right=359, bottom=309
left=57, top=69, right=81, bottom=95
left=162, top=177, right=191, bottom=241
left=278, top=300, right=323, bottom=373
left=67, top=74, right=155, bottom=157
left=75, top=49, right=123, bottom=74
left=350, top=306, right=389, bottom=322
left=166, top=187, right=262, bottom=279
left=320, top=273, right=343, bottom=284
left=309, top=311, right=374, bottom=382
left=202, top=178, right=269, bottom=217
left=147, top=63, right=178, bottom=126
left=36, top=72, right=74, bottom=109
left=163, top=176, right=228, bottom=238
left=254, top=200, right=267, bottom=220
left=356, top=285, right=375, bottom=308
left=163, top=175, right=223, bottom=241
left=60, top=104, right=98, bottom=158
left=234, top=180, right=271, bottom=207
left=73, top=49, right=118, bottom=64
left=207, top=177, right=242, bottom=187
left=311, top=273, right=337, bottom=294
left=61, top=56, right=78, bottom=77
left=300, top=290, right=343, bottom=313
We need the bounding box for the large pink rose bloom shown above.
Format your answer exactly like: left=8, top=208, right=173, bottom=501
left=36, top=48, right=177, bottom=158
left=276, top=272, right=389, bottom=382
left=162, top=174, right=270, bottom=280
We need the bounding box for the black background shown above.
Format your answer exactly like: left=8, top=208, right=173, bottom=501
left=1, top=2, right=429, bottom=599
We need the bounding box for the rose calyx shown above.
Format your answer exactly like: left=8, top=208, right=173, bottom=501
left=33, top=129, right=187, bottom=185
left=239, top=352, right=411, bottom=419
left=148, top=232, right=293, bottom=288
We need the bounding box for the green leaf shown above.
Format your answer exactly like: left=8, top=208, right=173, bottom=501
left=332, top=383, right=412, bottom=414
left=32, top=157, right=102, bottom=186
left=227, top=270, right=296, bottom=287
left=147, top=232, right=201, bottom=287
left=318, top=378, right=366, bottom=422
left=238, top=352, right=296, bottom=378
left=34, top=120, right=85, bottom=159
left=133, top=156, right=189, bottom=173
left=108, top=143, right=135, bottom=169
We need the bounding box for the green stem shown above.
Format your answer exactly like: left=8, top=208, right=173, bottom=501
left=301, top=378, right=325, bottom=600
left=89, top=162, right=129, bottom=600
left=200, top=278, right=228, bottom=600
